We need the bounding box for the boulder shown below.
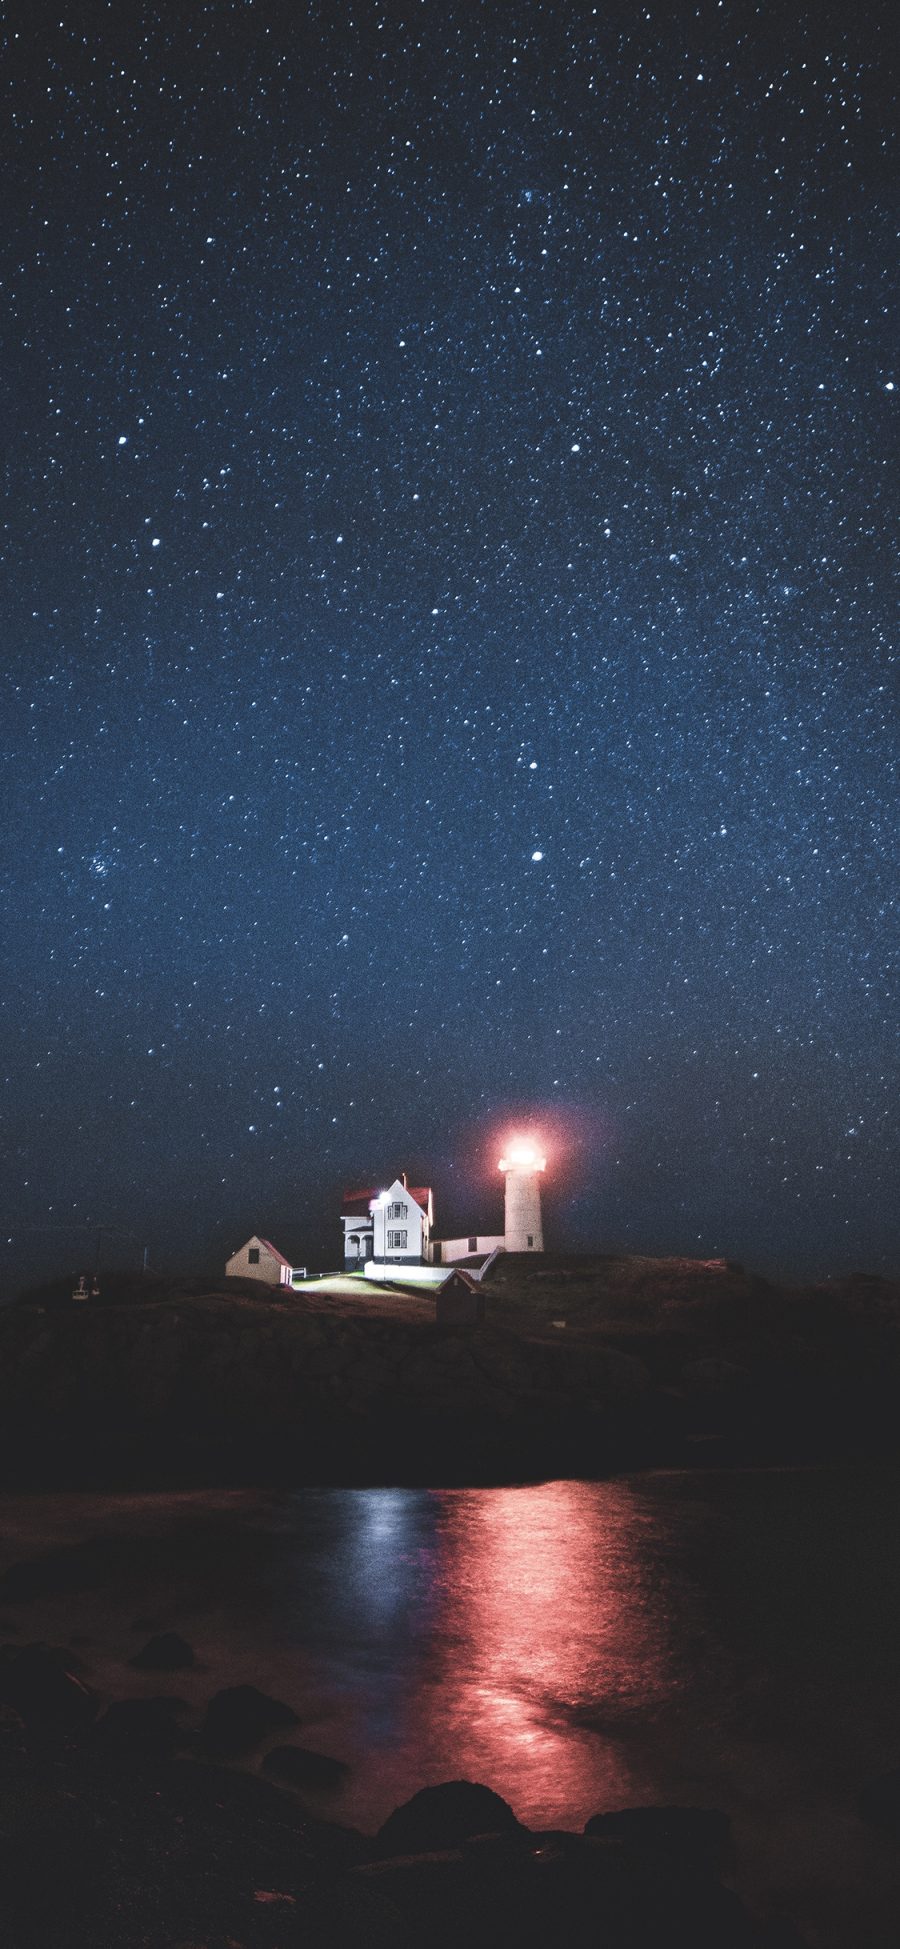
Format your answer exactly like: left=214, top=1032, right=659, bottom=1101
left=262, top=1744, right=349, bottom=1790
left=583, top=1804, right=731, bottom=1875
left=129, top=1631, right=195, bottom=1671
left=376, top=1780, right=524, bottom=1856
left=0, top=1642, right=98, bottom=1731
left=201, top=1683, right=299, bottom=1756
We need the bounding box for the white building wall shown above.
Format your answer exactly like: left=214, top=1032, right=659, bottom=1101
left=438, top=1234, right=505, bottom=1264
left=225, top=1237, right=292, bottom=1286
left=503, top=1171, right=544, bottom=1251
left=372, top=1180, right=429, bottom=1263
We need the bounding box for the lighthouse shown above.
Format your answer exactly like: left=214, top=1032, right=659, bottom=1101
left=499, top=1137, right=546, bottom=1252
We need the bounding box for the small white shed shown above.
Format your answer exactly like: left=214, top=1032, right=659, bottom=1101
left=225, top=1235, right=294, bottom=1288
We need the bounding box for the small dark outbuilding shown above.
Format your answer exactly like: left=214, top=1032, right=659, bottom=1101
left=435, top=1269, right=485, bottom=1326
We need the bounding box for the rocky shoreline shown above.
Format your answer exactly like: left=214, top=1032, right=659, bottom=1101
left=0, top=1630, right=810, bottom=1948
left=1, top=1256, right=899, bottom=1487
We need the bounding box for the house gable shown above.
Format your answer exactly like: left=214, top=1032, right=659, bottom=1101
left=372, top=1177, right=431, bottom=1264
left=225, top=1235, right=294, bottom=1287
left=435, top=1267, right=486, bottom=1325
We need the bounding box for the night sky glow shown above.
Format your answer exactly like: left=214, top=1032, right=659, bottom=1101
left=2, top=0, right=897, bottom=1289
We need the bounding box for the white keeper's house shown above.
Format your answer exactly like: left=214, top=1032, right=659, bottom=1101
left=339, top=1173, right=510, bottom=1275
left=340, top=1175, right=434, bottom=1270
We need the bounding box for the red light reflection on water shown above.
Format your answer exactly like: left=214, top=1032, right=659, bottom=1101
left=404, top=1480, right=679, bottom=1828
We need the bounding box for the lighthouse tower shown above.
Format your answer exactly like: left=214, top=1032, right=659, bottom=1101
left=499, top=1138, right=546, bottom=1252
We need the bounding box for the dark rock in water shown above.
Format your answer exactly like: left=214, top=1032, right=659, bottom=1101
left=858, top=1765, right=900, bottom=1835
left=202, top=1682, right=299, bottom=1755
left=376, top=1780, right=524, bottom=1856
left=129, top=1631, right=195, bottom=1671
left=263, top=1744, right=349, bottom=1791
left=583, top=1804, right=731, bottom=1874
left=0, top=1642, right=98, bottom=1730
left=97, top=1696, right=192, bottom=1755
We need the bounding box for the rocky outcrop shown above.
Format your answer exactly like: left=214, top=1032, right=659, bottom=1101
left=0, top=1687, right=790, bottom=1949
left=129, top=1631, right=194, bottom=1671
left=376, top=1780, right=526, bottom=1855
left=584, top=1804, right=732, bottom=1875
left=201, top=1683, right=300, bottom=1756
left=0, top=1258, right=898, bottom=1487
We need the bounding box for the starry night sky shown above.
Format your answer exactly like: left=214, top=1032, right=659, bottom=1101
left=2, top=0, right=897, bottom=1292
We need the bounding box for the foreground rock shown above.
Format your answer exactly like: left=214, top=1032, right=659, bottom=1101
left=0, top=1717, right=788, bottom=1949
left=351, top=1838, right=759, bottom=1948
left=584, top=1804, right=732, bottom=1875
left=376, top=1780, right=526, bottom=1855
left=202, top=1681, right=300, bottom=1755
left=0, top=1631, right=798, bottom=1949
left=129, top=1630, right=194, bottom=1670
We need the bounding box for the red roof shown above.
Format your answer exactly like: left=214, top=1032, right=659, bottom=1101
left=341, top=1181, right=432, bottom=1215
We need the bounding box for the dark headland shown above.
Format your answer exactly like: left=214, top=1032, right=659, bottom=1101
left=1, top=1251, right=899, bottom=1488
left=3, top=1254, right=900, bottom=1945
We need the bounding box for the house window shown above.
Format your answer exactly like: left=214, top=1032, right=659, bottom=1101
left=468, top=1237, right=477, bottom=1252
left=387, top=1229, right=408, bottom=1250
left=388, top=1201, right=407, bottom=1219
left=248, top=1247, right=260, bottom=1265
left=526, top=1235, right=534, bottom=1248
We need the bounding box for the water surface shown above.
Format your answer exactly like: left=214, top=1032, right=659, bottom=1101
left=1, top=1470, right=899, bottom=1946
